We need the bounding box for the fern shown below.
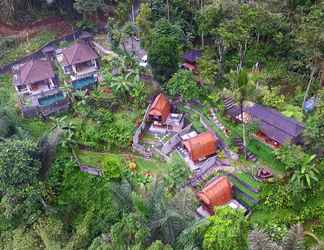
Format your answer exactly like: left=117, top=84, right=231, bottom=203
left=282, top=224, right=305, bottom=250
left=248, top=229, right=281, bottom=250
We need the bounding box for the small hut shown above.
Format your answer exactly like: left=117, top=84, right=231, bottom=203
left=148, top=93, right=172, bottom=123
left=197, top=176, right=233, bottom=213
left=183, top=132, right=218, bottom=162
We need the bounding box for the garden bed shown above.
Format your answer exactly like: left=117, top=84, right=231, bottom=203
left=235, top=171, right=261, bottom=190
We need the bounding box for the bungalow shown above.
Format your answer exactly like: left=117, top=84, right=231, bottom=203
left=57, top=41, right=99, bottom=90
left=13, top=59, right=57, bottom=96
left=181, top=49, right=202, bottom=73
left=147, top=93, right=184, bottom=133
left=196, top=176, right=246, bottom=217
left=12, top=59, right=69, bottom=117
left=182, top=131, right=218, bottom=162
left=246, top=103, right=304, bottom=148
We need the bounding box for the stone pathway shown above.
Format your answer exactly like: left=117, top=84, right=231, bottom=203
left=233, top=137, right=257, bottom=162
left=92, top=41, right=117, bottom=56
left=209, top=108, right=229, bottom=137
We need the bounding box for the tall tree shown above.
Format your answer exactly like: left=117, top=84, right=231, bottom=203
left=148, top=36, right=179, bottom=83
left=304, top=89, right=324, bottom=156
left=236, top=69, right=250, bottom=159
left=74, top=0, right=105, bottom=19
left=148, top=19, right=185, bottom=83
left=166, top=69, right=203, bottom=101
left=296, top=3, right=324, bottom=108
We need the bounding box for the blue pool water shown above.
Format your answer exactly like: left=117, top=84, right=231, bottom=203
left=38, top=92, right=65, bottom=106
left=72, top=76, right=97, bottom=90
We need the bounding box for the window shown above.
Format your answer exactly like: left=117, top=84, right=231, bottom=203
left=17, top=85, right=27, bottom=92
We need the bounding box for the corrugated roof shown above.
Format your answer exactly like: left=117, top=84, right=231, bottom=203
left=17, top=59, right=55, bottom=86
left=247, top=104, right=304, bottom=144
left=149, top=93, right=171, bottom=123
left=183, top=132, right=218, bottom=162
left=197, top=176, right=232, bottom=208
left=62, top=41, right=98, bottom=66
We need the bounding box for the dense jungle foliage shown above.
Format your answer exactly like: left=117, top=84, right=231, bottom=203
left=0, top=0, right=323, bottom=249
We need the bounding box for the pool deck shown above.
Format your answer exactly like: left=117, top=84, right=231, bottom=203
left=72, top=76, right=97, bottom=90
left=27, top=88, right=64, bottom=107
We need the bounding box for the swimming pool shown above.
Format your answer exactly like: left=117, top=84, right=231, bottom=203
left=38, top=92, right=65, bottom=106
left=72, top=76, right=97, bottom=90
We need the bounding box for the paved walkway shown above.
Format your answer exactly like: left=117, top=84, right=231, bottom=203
left=92, top=41, right=117, bottom=56
left=209, top=108, right=229, bottom=137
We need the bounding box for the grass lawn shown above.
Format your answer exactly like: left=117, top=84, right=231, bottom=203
left=141, top=133, right=157, bottom=143
left=19, top=118, right=54, bottom=138
left=77, top=150, right=171, bottom=177
left=248, top=139, right=285, bottom=172
left=77, top=150, right=113, bottom=167
left=250, top=208, right=296, bottom=226
left=0, top=74, right=17, bottom=107
left=0, top=31, right=56, bottom=66
left=190, top=113, right=205, bottom=132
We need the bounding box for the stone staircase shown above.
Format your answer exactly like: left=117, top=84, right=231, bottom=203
left=233, top=137, right=257, bottom=162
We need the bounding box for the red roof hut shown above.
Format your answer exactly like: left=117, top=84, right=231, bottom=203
left=148, top=93, right=171, bottom=123
left=183, top=132, right=218, bottom=162
left=197, top=176, right=233, bottom=212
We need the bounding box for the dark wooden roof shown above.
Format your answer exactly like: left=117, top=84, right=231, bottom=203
left=62, top=41, right=98, bottom=66
left=247, top=104, right=304, bottom=144
left=80, top=31, right=93, bottom=40
left=16, top=59, right=55, bottom=86
left=183, top=50, right=202, bottom=64
left=42, top=45, right=56, bottom=53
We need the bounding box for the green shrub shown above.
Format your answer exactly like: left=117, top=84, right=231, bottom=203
left=102, top=155, right=125, bottom=181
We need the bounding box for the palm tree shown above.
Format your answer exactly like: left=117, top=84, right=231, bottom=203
left=175, top=219, right=210, bottom=250
left=281, top=224, right=305, bottom=250
left=248, top=229, right=281, bottom=250
left=108, top=179, right=133, bottom=214
left=290, top=154, right=320, bottom=192
left=110, top=75, right=135, bottom=99
left=144, top=178, right=187, bottom=244
left=50, top=116, right=77, bottom=150
left=304, top=231, right=324, bottom=250
left=237, top=69, right=249, bottom=159
left=248, top=224, right=305, bottom=250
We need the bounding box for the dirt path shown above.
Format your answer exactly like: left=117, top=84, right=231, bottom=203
left=0, top=16, right=73, bottom=39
